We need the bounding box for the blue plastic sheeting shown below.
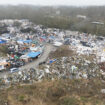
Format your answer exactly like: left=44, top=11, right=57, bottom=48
left=23, top=40, right=32, bottom=43
left=49, top=59, right=56, bottom=64
left=27, top=52, right=40, bottom=58
left=17, top=40, right=32, bottom=43
left=49, top=36, right=55, bottom=39
left=0, top=39, right=6, bottom=44
left=41, top=36, right=46, bottom=39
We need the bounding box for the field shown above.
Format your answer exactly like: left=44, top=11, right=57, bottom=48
left=0, top=78, right=105, bottom=105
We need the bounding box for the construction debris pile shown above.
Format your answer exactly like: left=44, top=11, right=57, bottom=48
left=64, top=33, right=105, bottom=63
left=0, top=19, right=64, bottom=71
left=0, top=19, right=105, bottom=88
left=0, top=54, right=103, bottom=88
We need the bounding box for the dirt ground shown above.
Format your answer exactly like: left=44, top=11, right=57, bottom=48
left=1, top=79, right=105, bottom=105
left=49, top=45, right=74, bottom=59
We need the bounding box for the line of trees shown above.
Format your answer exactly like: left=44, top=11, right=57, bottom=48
left=0, top=5, right=105, bottom=35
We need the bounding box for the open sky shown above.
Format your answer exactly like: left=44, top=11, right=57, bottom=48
left=0, top=0, right=105, bottom=6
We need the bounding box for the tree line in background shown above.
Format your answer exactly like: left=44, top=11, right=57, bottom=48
left=0, top=5, right=105, bottom=35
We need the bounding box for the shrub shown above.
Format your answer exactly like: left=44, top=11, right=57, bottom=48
left=59, top=96, right=79, bottom=105
left=18, top=95, right=25, bottom=102
left=46, top=86, right=66, bottom=101
left=18, top=95, right=29, bottom=103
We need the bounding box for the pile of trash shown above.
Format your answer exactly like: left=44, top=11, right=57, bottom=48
left=64, top=33, right=105, bottom=63
left=0, top=19, right=66, bottom=72
left=46, top=55, right=101, bottom=79
left=0, top=19, right=105, bottom=89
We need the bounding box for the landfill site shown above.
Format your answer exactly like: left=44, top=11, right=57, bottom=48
left=0, top=19, right=104, bottom=89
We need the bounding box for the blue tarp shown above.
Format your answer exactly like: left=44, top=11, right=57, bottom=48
left=23, top=40, right=32, bottom=43
left=49, top=59, right=56, bottom=64
left=49, top=36, right=55, bottom=39
left=0, top=39, right=6, bottom=44
left=27, top=52, right=40, bottom=58
left=41, top=36, right=46, bottom=40
left=17, top=40, right=32, bottom=44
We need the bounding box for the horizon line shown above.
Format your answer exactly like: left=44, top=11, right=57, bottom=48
left=0, top=4, right=105, bottom=7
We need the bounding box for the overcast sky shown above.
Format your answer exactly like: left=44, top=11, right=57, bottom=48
left=0, top=0, right=105, bottom=6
